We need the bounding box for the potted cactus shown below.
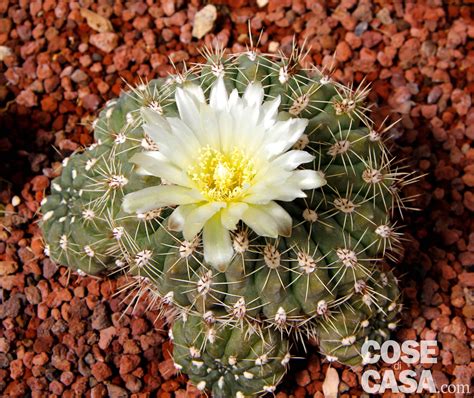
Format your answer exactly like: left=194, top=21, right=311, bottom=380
left=40, top=46, right=411, bottom=397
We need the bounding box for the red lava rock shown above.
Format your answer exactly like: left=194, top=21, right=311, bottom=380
left=388, top=86, right=413, bottom=114
left=442, top=317, right=467, bottom=341
left=335, top=41, right=352, bottom=62
left=341, top=369, right=357, bottom=387
left=296, top=369, right=311, bottom=387
left=60, top=371, right=75, bottom=386
left=4, top=380, right=27, bottom=396
left=9, top=359, right=24, bottom=380
left=0, top=260, right=18, bottom=275
left=97, top=80, right=110, bottom=94
left=42, top=258, right=58, bottom=279
left=82, top=94, right=101, bottom=111
left=0, top=337, right=10, bottom=353
left=33, top=336, right=54, bottom=354
left=41, top=95, right=58, bottom=112
left=71, top=69, right=89, bottom=83
left=459, top=251, right=474, bottom=266
left=32, top=352, right=48, bottom=366
left=91, top=383, right=108, bottom=398
left=30, top=175, right=49, bottom=191
left=162, top=379, right=180, bottom=392
left=158, top=358, right=178, bottom=380
left=438, top=333, right=470, bottom=365
left=99, top=326, right=116, bottom=350
left=131, top=318, right=149, bottom=336
left=36, top=63, right=52, bottom=80
left=0, top=294, right=23, bottom=318
left=71, top=376, right=88, bottom=395
left=49, top=380, right=64, bottom=395
left=458, top=272, right=474, bottom=287
left=119, top=354, right=141, bottom=375
left=162, top=0, right=175, bottom=17
left=122, top=373, right=142, bottom=392
left=421, top=104, right=438, bottom=119
left=453, top=365, right=471, bottom=392
left=15, top=89, right=38, bottom=107
left=91, top=362, right=112, bottom=382
left=123, top=339, right=141, bottom=354
left=25, top=286, right=42, bottom=304
left=432, top=369, right=449, bottom=390
left=106, top=383, right=128, bottom=397
left=451, top=88, right=471, bottom=116
left=91, top=303, right=111, bottom=330
left=89, top=32, right=119, bottom=53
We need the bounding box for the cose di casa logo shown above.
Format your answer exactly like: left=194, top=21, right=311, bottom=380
left=361, top=340, right=438, bottom=394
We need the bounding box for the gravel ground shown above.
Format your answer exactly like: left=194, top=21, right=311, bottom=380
left=0, top=1, right=473, bottom=397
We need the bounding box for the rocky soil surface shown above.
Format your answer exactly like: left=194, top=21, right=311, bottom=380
left=0, top=0, right=473, bottom=397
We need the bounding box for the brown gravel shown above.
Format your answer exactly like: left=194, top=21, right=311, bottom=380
left=1, top=1, right=473, bottom=397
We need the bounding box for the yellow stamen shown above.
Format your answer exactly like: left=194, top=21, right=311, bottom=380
left=188, top=146, right=256, bottom=201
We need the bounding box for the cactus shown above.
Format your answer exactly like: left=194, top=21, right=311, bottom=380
left=40, top=46, right=414, bottom=396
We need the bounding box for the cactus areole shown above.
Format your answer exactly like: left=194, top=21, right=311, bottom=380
left=40, top=47, right=412, bottom=397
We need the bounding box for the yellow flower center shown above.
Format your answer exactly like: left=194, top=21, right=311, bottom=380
left=189, top=146, right=256, bottom=202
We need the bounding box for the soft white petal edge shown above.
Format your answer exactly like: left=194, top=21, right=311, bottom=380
left=182, top=202, right=225, bottom=241
left=241, top=202, right=292, bottom=238
left=203, top=214, right=234, bottom=271
left=122, top=186, right=199, bottom=214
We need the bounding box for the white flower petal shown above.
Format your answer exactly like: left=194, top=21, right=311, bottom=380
left=168, top=204, right=197, bottom=231
left=243, top=81, right=264, bottom=107
left=263, top=118, right=308, bottom=158
left=218, top=112, right=234, bottom=153
left=142, top=123, right=170, bottom=149
left=248, top=168, right=293, bottom=193
left=122, top=186, right=199, bottom=214
left=141, top=108, right=173, bottom=147
left=141, top=107, right=172, bottom=135
left=210, top=77, right=228, bottom=111
left=182, top=82, right=206, bottom=104
left=259, top=96, right=281, bottom=128
left=270, top=150, right=315, bottom=171
left=203, top=214, right=234, bottom=271
left=142, top=130, right=194, bottom=169
left=264, top=170, right=327, bottom=202
left=197, top=104, right=221, bottom=148
left=260, top=201, right=292, bottom=237
left=130, top=152, right=192, bottom=186
left=272, top=187, right=307, bottom=201
left=220, top=203, right=248, bottom=230
left=228, top=89, right=239, bottom=108
left=167, top=117, right=202, bottom=150
left=134, top=166, right=155, bottom=176
left=182, top=202, right=226, bottom=241
left=176, top=87, right=201, bottom=131
left=291, top=169, right=327, bottom=190
left=246, top=169, right=324, bottom=204
left=241, top=205, right=281, bottom=238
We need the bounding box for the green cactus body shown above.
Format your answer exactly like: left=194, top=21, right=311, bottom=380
left=40, top=84, right=165, bottom=275
left=317, top=270, right=401, bottom=365
left=40, top=48, right=411, bottom=396
left=172, top=313, right=290, bottom=398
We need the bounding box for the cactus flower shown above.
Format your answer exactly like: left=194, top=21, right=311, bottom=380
left=122, top=77, right=326, bottom=270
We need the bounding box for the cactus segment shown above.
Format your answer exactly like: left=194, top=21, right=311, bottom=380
left=172, top=313, right=290, bottom=398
